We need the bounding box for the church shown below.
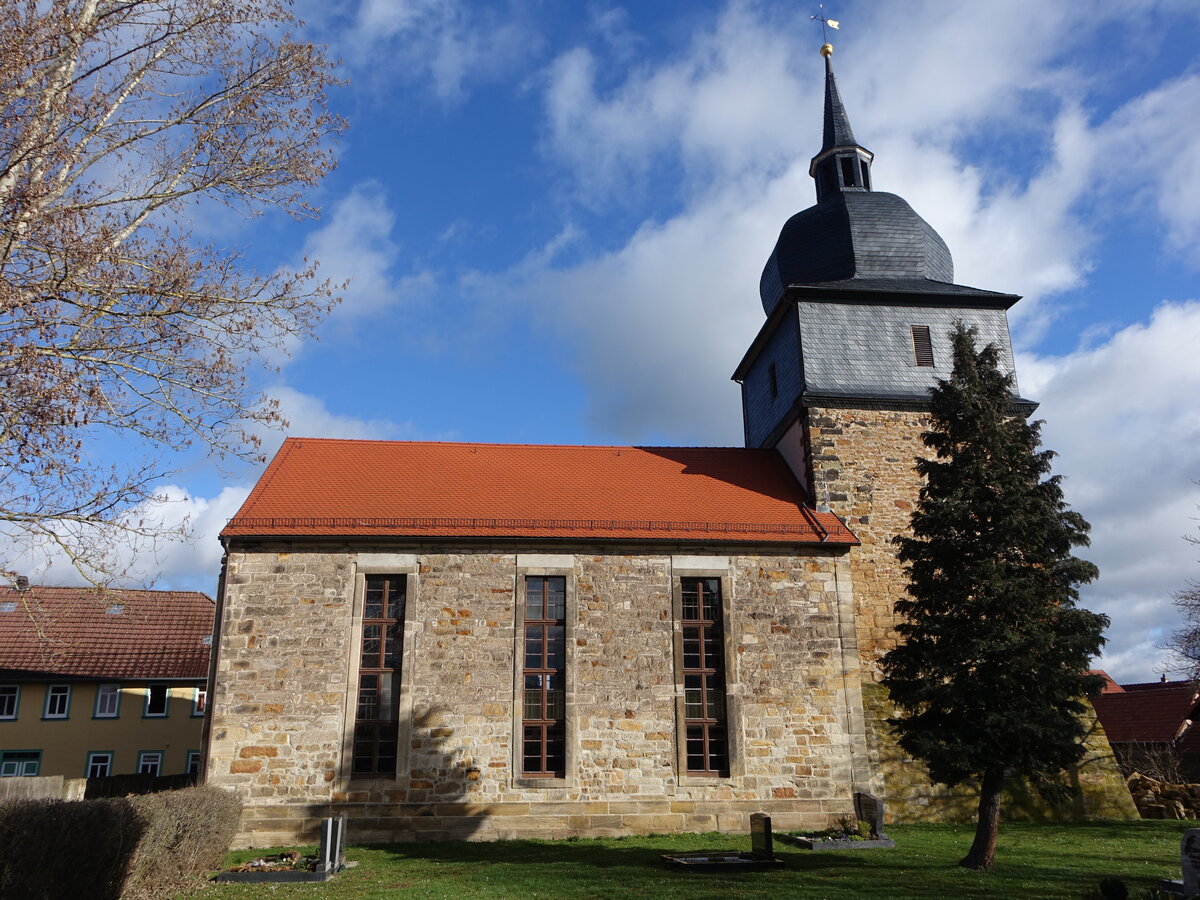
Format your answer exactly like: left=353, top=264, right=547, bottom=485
left=204, top=43, right=1131, bottom=847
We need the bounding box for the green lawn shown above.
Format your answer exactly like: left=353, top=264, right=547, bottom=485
left=184, top=821, right=1190, bottom=899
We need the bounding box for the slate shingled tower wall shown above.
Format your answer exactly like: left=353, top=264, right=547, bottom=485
left=733, top=43, right=1134, bottom=819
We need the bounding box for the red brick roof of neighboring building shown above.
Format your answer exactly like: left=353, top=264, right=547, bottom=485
left=0, top=586, right=215, bottom=680
left=222, top=439, right=858, bottom=546
left=1092, top=682, right=1199, bottom=744
left=1090, top=669, right=1124, bottom=693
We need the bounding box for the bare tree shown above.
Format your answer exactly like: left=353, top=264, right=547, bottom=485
left=0, top=0, right=344, bottom=581
left=1170, top=508, right=1200, bottom=679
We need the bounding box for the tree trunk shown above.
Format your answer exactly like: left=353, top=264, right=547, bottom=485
left=960, top=768, right=1004, bottom=870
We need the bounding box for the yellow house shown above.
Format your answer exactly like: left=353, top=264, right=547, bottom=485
left=0, top=585, right=215, bottom=779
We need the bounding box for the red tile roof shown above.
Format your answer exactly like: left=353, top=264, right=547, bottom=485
left=1090, top=669, right=1124, bottom=693
left=1092, top=683, right=1199, bottom=743
left=0, top=586, right=215, bottom=680
left=222, top=439, right=857, bottom=546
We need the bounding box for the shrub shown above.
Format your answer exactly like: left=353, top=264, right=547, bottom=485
left=122, top=785, right=242, bottom=900
left=0, top=786, right=240, bottom=900
left=0, top=797, right=143, bottom=900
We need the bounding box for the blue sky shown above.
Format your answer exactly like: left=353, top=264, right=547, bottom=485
left=15, top=0, right=1200, bottom=683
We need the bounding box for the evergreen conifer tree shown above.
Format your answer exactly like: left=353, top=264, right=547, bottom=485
left=880, top=324, right=1107, bottom=870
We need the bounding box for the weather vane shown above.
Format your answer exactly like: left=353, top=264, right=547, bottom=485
left=810, top=4, right=840, bottom=47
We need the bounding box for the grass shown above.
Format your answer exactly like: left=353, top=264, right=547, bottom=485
left=180, top=821, right=1190, bottom=899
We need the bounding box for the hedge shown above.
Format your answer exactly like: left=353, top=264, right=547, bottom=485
left=0, top=785, right=241, bottom=900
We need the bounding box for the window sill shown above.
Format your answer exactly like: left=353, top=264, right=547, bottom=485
left=513, top=775, right=575, bottom=790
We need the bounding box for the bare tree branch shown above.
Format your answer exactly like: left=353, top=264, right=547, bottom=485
left=0, top=0, right=345, bottom=584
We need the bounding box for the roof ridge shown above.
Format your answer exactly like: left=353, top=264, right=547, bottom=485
left=277, top=438, right=761, bottom=451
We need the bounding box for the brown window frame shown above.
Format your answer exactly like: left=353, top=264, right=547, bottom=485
left=521, top=575, right=566, bottom=777
left=681, top=576, right=729, bottom=776
left=352, top=574, right=406, bottom=778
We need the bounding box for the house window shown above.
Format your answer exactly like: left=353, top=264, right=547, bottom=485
left=87, top=751, right=113, bottom=778
left=144, top=683, right=169, bottom=717
left=137, top=751, right=162, bottom=776
left=0, top=685, right=18, bottom=719
left=681, top=577, right=729, bottom=776
left=95, top=683, right=120, bottom=718
left=43, top=684, right=70, bottom=719
left=0, top=750, right=40, bottom=776
left=352, top=574, right=405, bottom=777
left=192, top=687, right=207, bottom=717
left=186, top=750, right=202, bottom=775
left=911, top=325, right=935, bottom=367
left=522, top=576, right=566, bottom=777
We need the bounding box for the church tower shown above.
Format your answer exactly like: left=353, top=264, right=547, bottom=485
left=732, top=42, right=1032, bottom=677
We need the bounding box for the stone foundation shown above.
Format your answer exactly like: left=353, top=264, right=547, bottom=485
left=233, top=796, right=854, bottom=848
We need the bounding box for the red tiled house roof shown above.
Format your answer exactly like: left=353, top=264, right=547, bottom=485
left=0, top=586, right=215, bottom=680
left=222, top=439, right=858, bottom=546
left=1090, top=669, right=1124, bottom=694
left=1092, top=683, right=1200, bottom=743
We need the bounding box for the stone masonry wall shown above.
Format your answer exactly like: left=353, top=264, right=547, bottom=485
left=206, top=544, right=871, bottom=846
left=804, top=405, right=1134, bottom=821
left=805, top=406, right=929, bottom=675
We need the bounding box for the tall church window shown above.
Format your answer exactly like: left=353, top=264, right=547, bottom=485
left=353, top=574, right=405, bottom=777
left=681, top=577, right=729, bottom=775
left=522, top=575, right=566, bottom=776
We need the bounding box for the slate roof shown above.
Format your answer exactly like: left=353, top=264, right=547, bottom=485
left=222, top=439, right=857, bottom=546
left=787, top=278, right=1018, bottom=304
left=820, top=54, right=858, bottom=153
left=759, top=192, right=957, bottom=315
left=1092, top=680, right=1200, bottom=744
left=0, top=586, right=215, bottom=680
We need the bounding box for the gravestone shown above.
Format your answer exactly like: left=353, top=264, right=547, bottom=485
left=1159, top=828, right=1200, bottom=896
left=854, top=791, right=888, bottom=839
left=317, top=814, right=348, bottom=875
left=1183, top=828, right=1200, bottom=895
left=749, top=813, right=774, bottom=859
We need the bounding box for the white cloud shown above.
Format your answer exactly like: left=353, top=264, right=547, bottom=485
left=1090, top=73, right=1200, bottom=260
left=299, top=182, right=433, bottom=323
left=541, top=5, right=808, bottom=206
left=0, top=484, right=251, bottom=595
left=266, top=385, right=415, bottom=445
left=1021, top=301, right=1200, bottom=682
left=332, top=0, right=535, bottom=103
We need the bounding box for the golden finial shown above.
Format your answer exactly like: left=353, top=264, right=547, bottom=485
left=811, top=4, right=839, bottom=56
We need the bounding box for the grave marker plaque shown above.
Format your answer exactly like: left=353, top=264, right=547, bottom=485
left=749, top=812, right=773, bottom=859
left=854, top=791, right=888, bottom=839
left=1183, top=828, right=1200, bottom=896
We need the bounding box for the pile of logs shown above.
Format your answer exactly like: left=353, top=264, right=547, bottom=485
left=1127, top=772, right=1200, bottom=819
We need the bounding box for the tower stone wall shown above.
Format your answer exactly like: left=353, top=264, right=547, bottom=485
left=805, top=405, right=929, bottom=676
left=800, top=404, right=1136, bottom=821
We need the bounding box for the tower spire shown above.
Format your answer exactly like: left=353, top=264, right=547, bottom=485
left=809, top=43, right=873, bottom=201
left=820, top=47, right=858, bottom=153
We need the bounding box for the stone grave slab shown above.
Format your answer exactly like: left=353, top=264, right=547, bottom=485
left=661, top=812, right=784, bottom=871
left=215, top=815, right=349, bottom=883
left=776, top=793, right=896, bottom=851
